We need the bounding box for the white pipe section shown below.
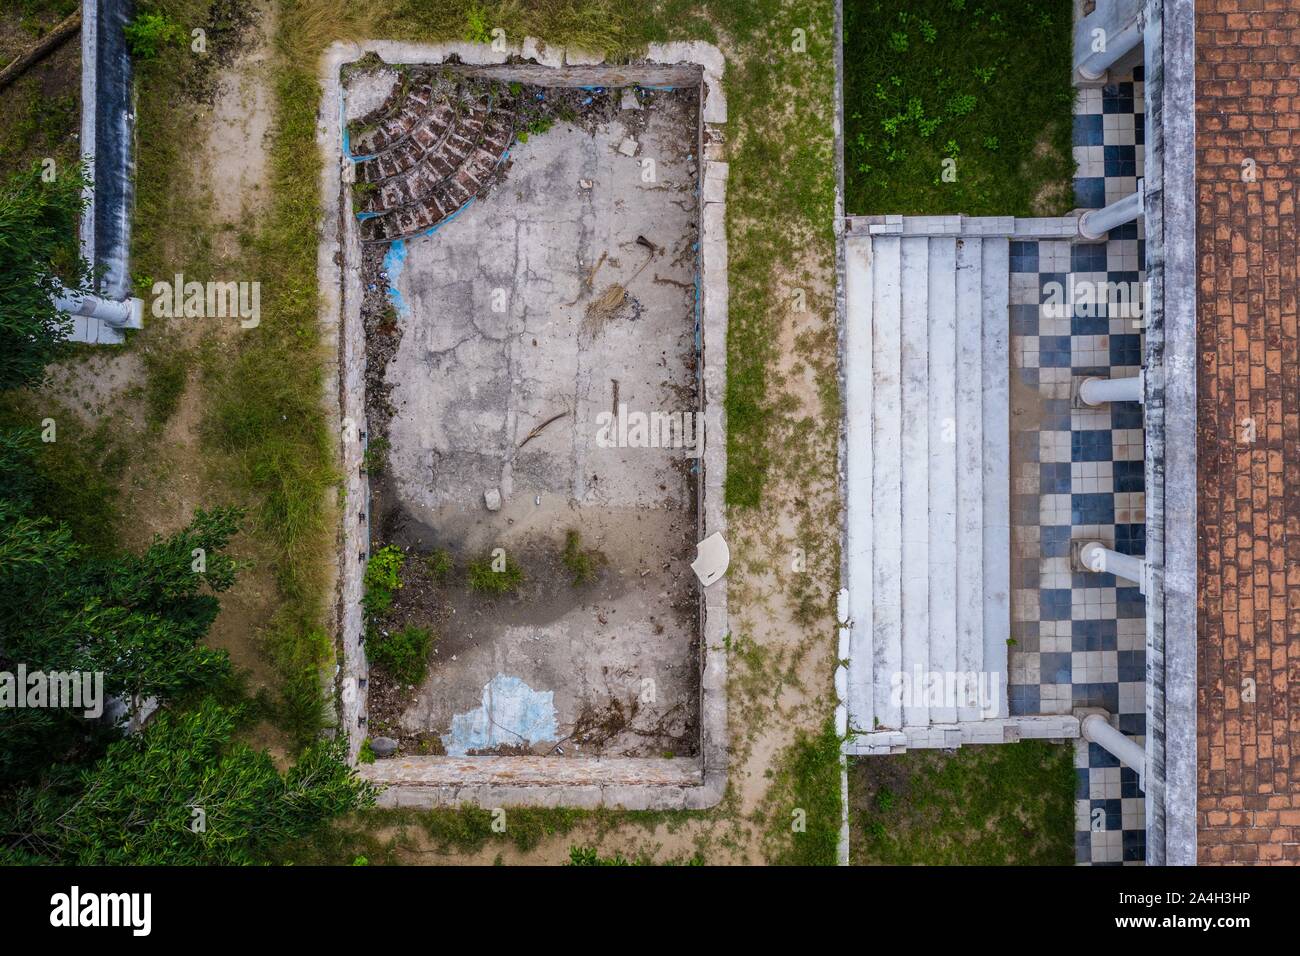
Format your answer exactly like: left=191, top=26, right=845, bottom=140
left=53, top=284, right=139, bottom=327
left=1080, top=541, right=1148, bottom=593
left=1078, top=15, right=1144, bottom=81
left=1080, top=371, right=1145, bottom=406
left=1079, top=180, right=1145, bottom=240
left=1080, top=712, right=1146, bottom=790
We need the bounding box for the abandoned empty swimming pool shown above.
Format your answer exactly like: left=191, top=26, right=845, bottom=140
left=320, top=42, right=730, bottom=809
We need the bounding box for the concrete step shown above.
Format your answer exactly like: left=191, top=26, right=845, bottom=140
left=981, top=239, right=1011, bottom=718
left=844, top=237, right=875, bottom=731
left=900, top=237, right=930, bottom=729
left=955, top=237, right=985, bottom=722
left=870, top=235, right=902, bottom=731
left=926, top=237, right=959, bottom=725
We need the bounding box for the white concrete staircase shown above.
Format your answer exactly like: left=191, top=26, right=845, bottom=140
left=844, top=229, right=1012, bottom=748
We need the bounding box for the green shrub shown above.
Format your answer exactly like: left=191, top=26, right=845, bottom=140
left=2, top=700, right=374, bottom=865
left=363, top=544, right=404, bottom=616
left=463, top=3, right=492, bottom=43
left=467, top=552, right=523, bottom=595
left=358, top=739, right=376, bottom=764
left=368, top=624, right=432, bottom=685
left=123, top=12, right=186, bottom=60
left=142, top=345, right=189, bottom=428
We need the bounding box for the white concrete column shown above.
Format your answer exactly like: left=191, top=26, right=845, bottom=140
left=53, top=284, right=142, bottom=328
left=1080, top=540, right=1149, bottom=594
left=1079, top=180, right=1145, bottom=240
left=1080, top=370, right=1144, bottom=406
left=1077, top=16, right=1145, bottom=81
left=1078, top=710, right=1146, bottom=790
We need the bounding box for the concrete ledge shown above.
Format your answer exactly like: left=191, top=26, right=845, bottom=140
left=846, top=214, right=1081, bottom=239
left=1141, top=0, right=1197, bottom=867
left=366, top=757, right=726, bottom=811
left=844, top=715, right=1081, bottom=756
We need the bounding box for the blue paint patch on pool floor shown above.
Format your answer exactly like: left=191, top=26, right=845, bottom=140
left=382, top=239, right=409, bottom=316
left=442, top=675, right=558, bottom=756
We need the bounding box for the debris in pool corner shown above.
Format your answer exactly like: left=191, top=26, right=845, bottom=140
left=442, top=675, right=558, bottom=756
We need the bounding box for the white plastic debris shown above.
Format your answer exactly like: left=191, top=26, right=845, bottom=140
left=690, top=532, right=730, bottom=587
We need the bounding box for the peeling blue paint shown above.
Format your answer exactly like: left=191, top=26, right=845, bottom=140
left=383, top=240, right=409, bottom=316
left=441, top=675, right=558, bottom=756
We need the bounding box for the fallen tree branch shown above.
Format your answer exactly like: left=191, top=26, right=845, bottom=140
left=0, top=13, right=82, bottom=94
left=517, top=411, right=567, bottom=450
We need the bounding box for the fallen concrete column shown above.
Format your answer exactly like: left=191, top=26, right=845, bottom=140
left=1080, top=371, right=1144, bottom=406
left=1079, top=540, right=1149, bottom=593
left=1077, top=7, right=1144, bottom=82
left=1078, top=710, right=1146, bottom=790
left=53, top=284, right=142, bottom=328
left=1079, top=180, right=1145, bottom=240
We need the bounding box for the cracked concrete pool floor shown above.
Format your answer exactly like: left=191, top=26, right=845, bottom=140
left=364, top=83, right=703, bottom=759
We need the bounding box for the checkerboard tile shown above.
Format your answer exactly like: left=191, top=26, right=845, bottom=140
left=1009, top=68, right=1146, bottom=865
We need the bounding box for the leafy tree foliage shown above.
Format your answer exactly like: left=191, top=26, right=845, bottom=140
left=0, top=465, right=241, bottom=708
left=0, top=435, right=241, bottom=786
left=0, top=147, right=368, bottom=867
left=0, top=163, right=87, bottom=391
left=1, top=700, right=373, bottom=865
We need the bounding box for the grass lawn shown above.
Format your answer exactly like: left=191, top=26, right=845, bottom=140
left=849, top=741, right=1076, bottom=865
left=0, top=0, right=81, bottom=182
left=843, top=0, right=1076, bottom=216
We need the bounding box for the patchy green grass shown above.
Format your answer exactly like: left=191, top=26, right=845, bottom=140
left=140, top=344, right=190, bottom=428
left=422, top=547, right=453, bottom=581
left=761, top=719, right=844, bottom=866
left=561, top=528, right=604, bottom=586
left=0, top=88, right=77, bottom=181
left=567, top=844, right=703, bottom=865
left=467, top=552, right=524, bottom=594
left=844, top=0, right=1075, bottom=216
left=279, top=803, right=707, bottom=863
left=0, top=2, right=81, bottom=181
left=849, top=741, right=1076, bottom=865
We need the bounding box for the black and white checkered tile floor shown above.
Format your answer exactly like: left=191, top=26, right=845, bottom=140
left=1006, top=69, right=1148, bottom=865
